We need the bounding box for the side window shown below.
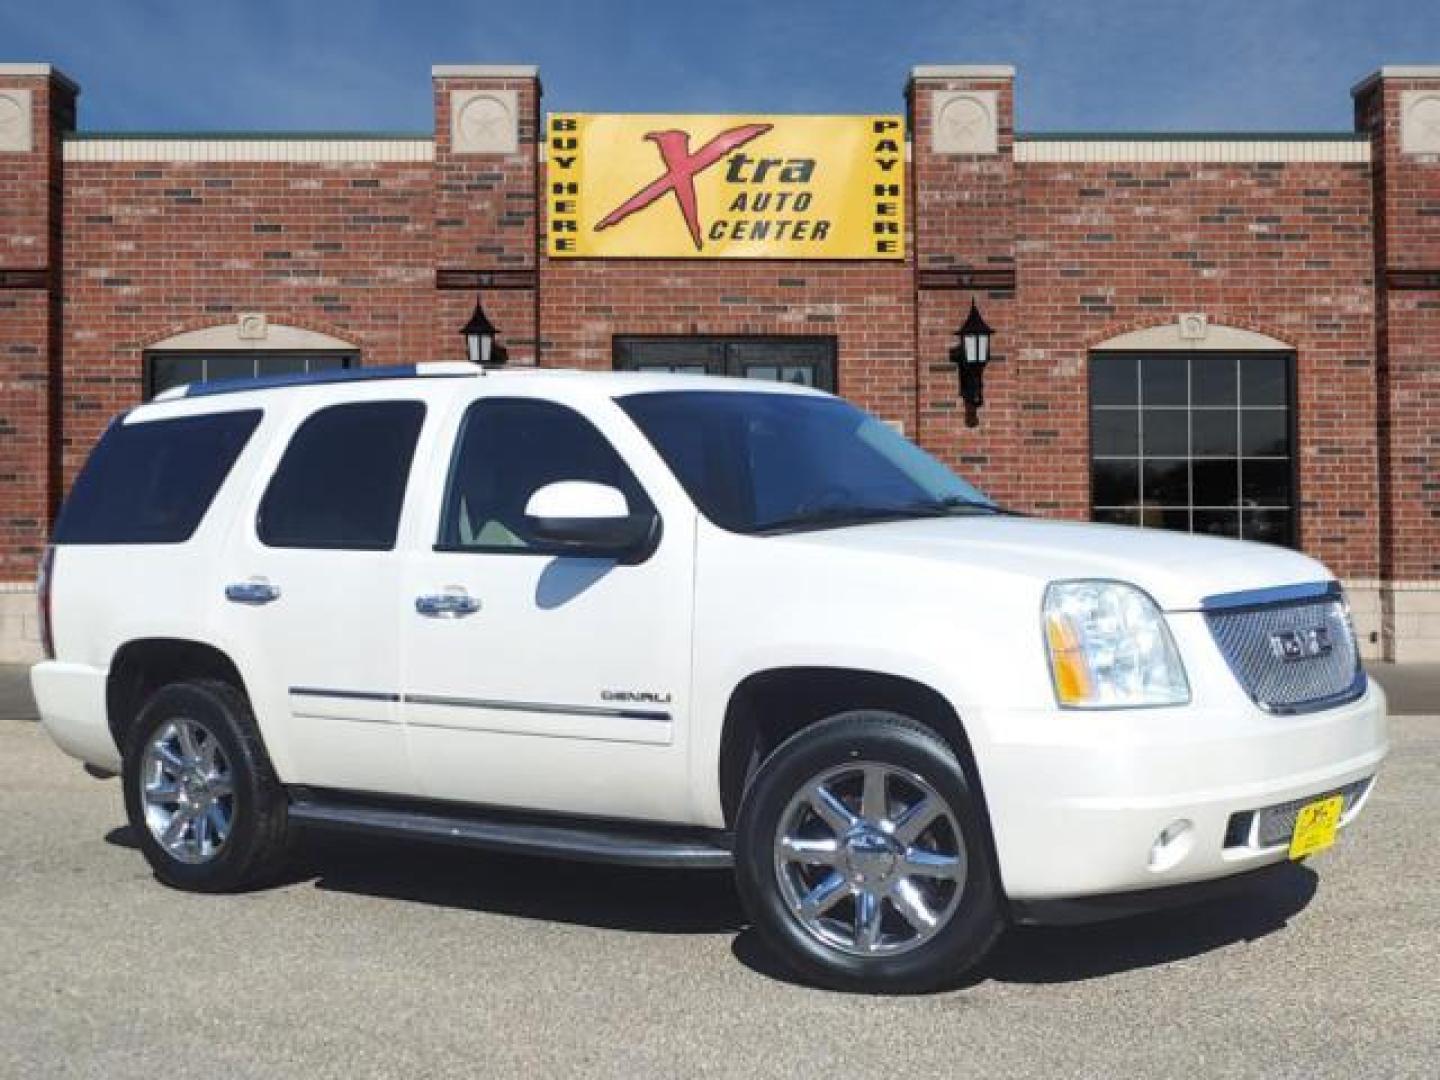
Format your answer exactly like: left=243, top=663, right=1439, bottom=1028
left=438, top=398, right=651, bottom=552
left=55, top=409, right=262, bottom=544
left=258, top=400, right=425, bottom=550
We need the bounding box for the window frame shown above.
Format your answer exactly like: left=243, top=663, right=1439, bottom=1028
left=1086, top=349, right=1300, bottom=548
left=432, top=396, right=661, bottom=561
left=256, top=399, right=427, bottom=552
left=613, top=335, right=838, bottom=393
left=143, top=349, right=358, bottom=401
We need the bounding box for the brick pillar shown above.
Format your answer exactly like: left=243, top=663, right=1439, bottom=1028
left=1354, top=66, right=1440, bottom=660
left=908, top=66, right=1025, bottom=504
left=430, top=65, right=541, bottom=366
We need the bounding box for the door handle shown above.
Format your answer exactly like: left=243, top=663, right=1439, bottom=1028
left=225, top=577, right=281, bottom=605
left=415, top=589, right=481, bottom=618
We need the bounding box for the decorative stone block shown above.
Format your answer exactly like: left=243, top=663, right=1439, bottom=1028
left=1178, top=313, right=1208, bottom=340
left=0, top=87, right=33, bottom=153
left=932, top=90, right=998, bottom=155
left=237, top=312, right=268, bottom=340
left=451, top=88, right=519, bottom=155
left=1400, top=91, right=1440, bottom=155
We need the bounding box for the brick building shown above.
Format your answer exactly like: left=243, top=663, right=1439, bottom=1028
left=1, top=62, right=1437, bottom=661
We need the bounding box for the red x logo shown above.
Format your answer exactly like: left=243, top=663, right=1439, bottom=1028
left=595, top=123, right=773, bottom=251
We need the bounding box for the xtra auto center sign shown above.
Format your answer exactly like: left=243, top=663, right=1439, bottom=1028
left=546, top=114, right=905, bottom=259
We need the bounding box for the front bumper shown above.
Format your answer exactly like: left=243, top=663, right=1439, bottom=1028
left=975, top=678, right=1387, bottom=904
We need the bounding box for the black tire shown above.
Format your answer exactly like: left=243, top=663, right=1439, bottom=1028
left=122, top=679, right=292, bottom=892
left=734, top=710, right=1004, bottom=993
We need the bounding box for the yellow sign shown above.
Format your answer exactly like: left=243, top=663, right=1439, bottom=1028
left=547, top=113, right=905, bottom=259
left=1289, top=794, right=1344, bottom=860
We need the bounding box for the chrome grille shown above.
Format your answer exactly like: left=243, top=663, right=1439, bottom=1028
left=1203, top=583, right=1363, bottom=713
left=1254, top=778, right=1373, bottom=847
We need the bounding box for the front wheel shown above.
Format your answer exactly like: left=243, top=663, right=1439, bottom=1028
left=734, top=711, right=1004, bottom=993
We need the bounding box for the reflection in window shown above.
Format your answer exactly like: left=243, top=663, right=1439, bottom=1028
left=1089, top=352, right=1294, bottom=546
left=143, top=352, right=356, bottom=400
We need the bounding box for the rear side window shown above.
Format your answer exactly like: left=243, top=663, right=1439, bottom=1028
left=54, top=410, right=262, bottom=544
left=258, top=400, right=425, bottom=550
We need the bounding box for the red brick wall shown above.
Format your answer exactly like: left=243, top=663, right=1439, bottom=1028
left=1357, top=76, right=1440, bottom=583
left=909, top=74, right=1379, bottom=580
left=0, top=72, right=73, bottom=579
left=59, top=156, right=437, bottom=481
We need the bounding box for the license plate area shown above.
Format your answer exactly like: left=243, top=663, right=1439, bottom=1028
left=1288, top=794, right=1344, bottom=860
left=1223, top=777, right=1373, bottom=852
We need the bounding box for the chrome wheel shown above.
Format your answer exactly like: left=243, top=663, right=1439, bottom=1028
left=139, top=718, right=234, bottom=865
left=774, top=761, right=966, bottom=957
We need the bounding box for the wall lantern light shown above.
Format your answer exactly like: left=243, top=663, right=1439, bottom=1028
left=461, top=294, right=504, bottom=366
left=949, top=299, right=994, bottom=428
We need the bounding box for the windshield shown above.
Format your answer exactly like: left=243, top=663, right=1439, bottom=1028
left=618, top=390, right=998, bottom=534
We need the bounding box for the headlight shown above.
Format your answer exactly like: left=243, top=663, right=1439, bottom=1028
left=1043, top=580, right=1189, bottom=708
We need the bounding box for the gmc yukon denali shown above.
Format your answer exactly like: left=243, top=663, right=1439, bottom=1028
left=31, top=362, right=1387, bottom=992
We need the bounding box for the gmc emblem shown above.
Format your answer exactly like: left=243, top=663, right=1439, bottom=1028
left=1269, top=626, right=1334, bottom=661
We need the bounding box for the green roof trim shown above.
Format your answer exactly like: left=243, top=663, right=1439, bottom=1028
left=65, top=131, right=432, bottom=141
left=1018, top=131, right=1369, bottom=142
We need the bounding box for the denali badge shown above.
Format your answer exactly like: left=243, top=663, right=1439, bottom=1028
left=1269, top=626, right=1333, bottom=661
left=601, top=690, right=673, bottom=705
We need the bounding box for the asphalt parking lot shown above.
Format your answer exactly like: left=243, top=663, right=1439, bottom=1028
left=2, top=667, right=1437, bottom=1079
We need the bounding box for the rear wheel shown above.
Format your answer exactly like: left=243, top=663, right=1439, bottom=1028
left=735, top=711, right=1004, bottom=992
left=122, top=679, right=292, bottom=892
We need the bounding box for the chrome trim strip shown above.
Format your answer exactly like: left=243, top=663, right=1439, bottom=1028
left=289, top=687, right=401, bottom=703
left=403, top=693, right=671, bottom=724
left=1200, top=580, right=1340, bottom=612
left=287, top=687, right=671, bottom=723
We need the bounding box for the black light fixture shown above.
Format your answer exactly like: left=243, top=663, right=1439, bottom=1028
left=949, top=299, right=994, bottom=428
left=460, top=294, right=501, bottom=366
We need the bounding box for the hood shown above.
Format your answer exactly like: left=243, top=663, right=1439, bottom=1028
left=776, top=515, right=1334, bottom=611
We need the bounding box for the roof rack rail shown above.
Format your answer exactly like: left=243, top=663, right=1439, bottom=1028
left=153, top=362, right=482, bottom=402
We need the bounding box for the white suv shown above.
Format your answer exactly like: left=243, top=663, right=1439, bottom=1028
left=31, top=362, right=1386, bottom=992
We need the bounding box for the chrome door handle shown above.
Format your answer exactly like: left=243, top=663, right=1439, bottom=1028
left=225, top=577, right=280, bottom=605
left=415, top=590, right=481, bottom=618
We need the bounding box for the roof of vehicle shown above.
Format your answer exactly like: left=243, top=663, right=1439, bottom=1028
left=132, top=361, right=826, bottom=420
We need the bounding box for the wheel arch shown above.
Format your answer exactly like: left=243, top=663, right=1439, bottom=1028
left=718, top=666, right=989, bottom=830
left=107, top=638, right=249, bottom=753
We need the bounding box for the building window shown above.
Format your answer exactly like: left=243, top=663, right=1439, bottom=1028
left=1089, top=351, right=1296, bottom=546
left=613, top=336, right=836, bottom=392
left=143, top=351, right=357, bottom=400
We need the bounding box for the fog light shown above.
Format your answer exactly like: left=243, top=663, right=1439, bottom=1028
left=1148, top=819, right=1194, bottom=872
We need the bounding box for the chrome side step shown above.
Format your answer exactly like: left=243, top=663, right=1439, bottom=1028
left=286, top=790, right=734, bottom=870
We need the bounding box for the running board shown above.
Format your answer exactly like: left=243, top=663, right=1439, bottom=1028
left=286, top=791, right=734, bottom=870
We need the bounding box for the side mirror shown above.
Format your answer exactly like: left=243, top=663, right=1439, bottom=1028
left=524, top=481, right=656, bottom=558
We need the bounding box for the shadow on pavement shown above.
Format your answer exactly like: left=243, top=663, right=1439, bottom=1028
left=112, top=819, right=1319, bottom=986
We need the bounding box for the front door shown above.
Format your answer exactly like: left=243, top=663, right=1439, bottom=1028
left=398, top=392, right=697, bottom=824
left=614, top=335, right=837, bottom=392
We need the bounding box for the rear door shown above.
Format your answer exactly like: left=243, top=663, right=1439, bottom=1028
left=397, top=390, right=697, bottom=824
left=217, top=396, right=427, bottom=795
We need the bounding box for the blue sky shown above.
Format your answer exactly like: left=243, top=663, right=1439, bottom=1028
left=3, top=0, right=1436, bottom=133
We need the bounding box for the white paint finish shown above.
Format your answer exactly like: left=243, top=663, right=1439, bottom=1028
left=1015, top=139, right=1370, bottom=163
left=397, top=386, right=697, bottom=819
left=911, top=64, right=1015, bottom=80
left=0, top=88, right=33, bottom=152
left=62, top=138, right=434, bottom=163
left=931, top=90, right=998, bottom=154
left=29, top=367, right=1391, bottom=901
left=525, top=480, right=628, bottom=519
left=144, top=320, right=357, bottom=352
left=449, top=88, right=518, bottom=155
left=431, top=64, right=539, bottom=79
left=1400, top=90, right=1440, bottom=154
left=1093, top=321, right=1293, bottom=352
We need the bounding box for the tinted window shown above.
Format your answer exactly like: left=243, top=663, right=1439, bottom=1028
left=439, top=398, right=652, bottom=552
left=55, top=410, right=261, bottom=544
left=144, top=352, right=355, bottom=401
left=258, top=401, right=424, bottom=550
left=619, top=391, right=995, bottom=534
